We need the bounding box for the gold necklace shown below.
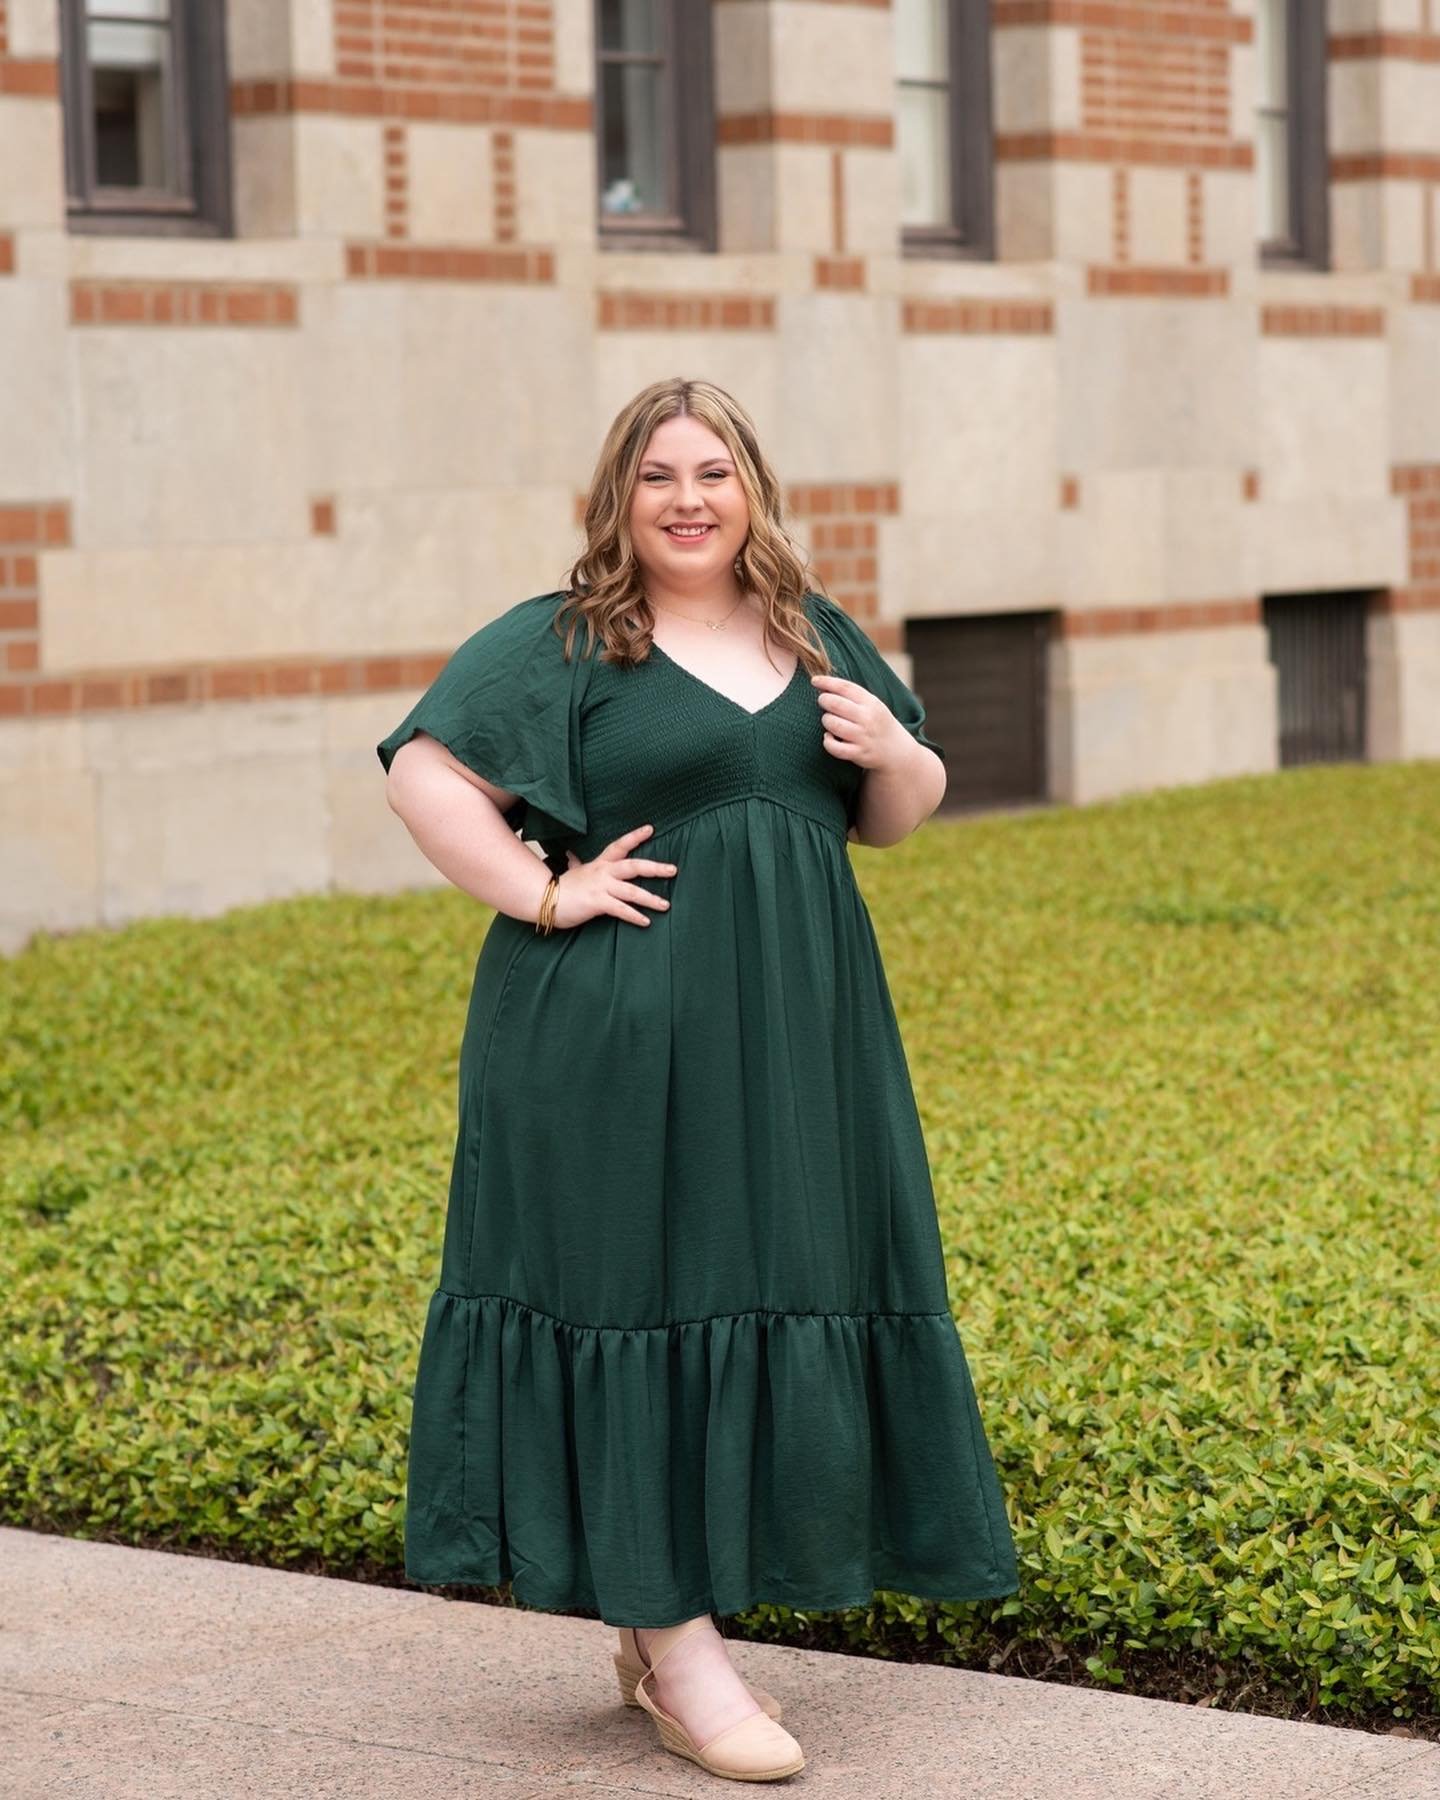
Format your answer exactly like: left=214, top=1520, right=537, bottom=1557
left=647, top=592, right=748, bottom=632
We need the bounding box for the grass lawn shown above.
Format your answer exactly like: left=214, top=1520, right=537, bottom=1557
left=2, top=760, right=1437, bottom=1729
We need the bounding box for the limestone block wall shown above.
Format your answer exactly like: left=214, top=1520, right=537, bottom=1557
left=0, top=0, right=1436, bottom=952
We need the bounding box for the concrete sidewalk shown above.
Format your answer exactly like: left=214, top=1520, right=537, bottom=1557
left=2, top=1527, right=1436, bottom=1799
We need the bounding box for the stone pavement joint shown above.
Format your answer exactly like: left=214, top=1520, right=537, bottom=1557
left=2, top=1526, right=1437, bottom=1799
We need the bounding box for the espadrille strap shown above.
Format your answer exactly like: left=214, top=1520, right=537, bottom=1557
left=636, top=1613, right=713, bottom=1677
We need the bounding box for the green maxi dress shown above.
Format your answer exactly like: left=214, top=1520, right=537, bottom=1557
left=376, top=586, right=1018, bottom=1626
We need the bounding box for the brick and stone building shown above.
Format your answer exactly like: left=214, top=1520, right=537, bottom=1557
left=1, top=0, right=1437, bottom=952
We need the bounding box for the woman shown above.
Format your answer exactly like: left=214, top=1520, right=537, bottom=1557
left=377, top=377, right=1018, bottom=1783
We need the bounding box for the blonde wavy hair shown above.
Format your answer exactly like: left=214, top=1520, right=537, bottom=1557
left=553, top=376, right=836, bottom=676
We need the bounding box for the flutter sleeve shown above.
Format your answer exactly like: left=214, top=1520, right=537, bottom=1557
left=375, top=590, right=593, bottom=845
left=806, top=590, right=946, bottom=761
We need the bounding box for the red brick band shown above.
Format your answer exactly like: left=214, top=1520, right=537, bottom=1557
left=1260, top=305, right=1386, bottom=337
left=345, top=243, right=554, bottom=282
left=903, top=298, right=1055, bottom=333
left=0, top=55, right=58, bottom=97
left=70, top=280, right=300, bottom=327
left=597, top=292, right=776, bottom=330
left=229, top=77, right=589, bottom=129
left=996, top=130, right=1251, bottom=171
left=1061, top=599, right=1261, bottom=638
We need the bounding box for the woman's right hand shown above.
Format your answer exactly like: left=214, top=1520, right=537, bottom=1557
left=552, top=823, right=678, bottom=928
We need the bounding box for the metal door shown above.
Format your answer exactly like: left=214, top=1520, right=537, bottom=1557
left=1262, top=591, right=1369, bottom=766
left=906, top=611, right=1051, bottom=811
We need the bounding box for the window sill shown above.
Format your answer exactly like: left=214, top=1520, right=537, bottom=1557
left=66, top=210, right=230, bottom=240
left=597, top=231, right=716, bottom=255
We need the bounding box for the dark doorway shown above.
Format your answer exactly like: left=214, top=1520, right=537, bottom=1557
left=1262, top=590, right=1370, bottom=766
left=906, top=610, right=1052, bottom=811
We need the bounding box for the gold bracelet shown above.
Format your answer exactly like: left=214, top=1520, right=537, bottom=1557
left=535, top=872, right=560, bottom=935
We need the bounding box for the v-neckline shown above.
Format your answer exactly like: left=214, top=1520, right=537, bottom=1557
left=649, top=640, right=805, bottom=720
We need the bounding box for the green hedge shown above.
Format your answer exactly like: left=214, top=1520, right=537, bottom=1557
left=3, top=761, right=1437, bottom=1723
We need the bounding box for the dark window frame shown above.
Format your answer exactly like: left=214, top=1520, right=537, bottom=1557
left=595, top=0, right=716, bottom=254
left=1259, top=0, right=1328, bottom=270
left=60, top=0, right=233, bottom=238
left=899, top=0, right=994, bottom=262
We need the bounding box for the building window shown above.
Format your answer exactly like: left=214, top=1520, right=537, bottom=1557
left=897, top=0, right=994, bottom=259
left=596, top=0, right=716, bottom=252
left=60, top=0, right=232, bottom=235
left=1255, top=0, right=1328, bottom=268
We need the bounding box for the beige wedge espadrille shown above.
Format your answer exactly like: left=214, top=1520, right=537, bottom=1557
left=629, top=1620, right=805, bottom=1782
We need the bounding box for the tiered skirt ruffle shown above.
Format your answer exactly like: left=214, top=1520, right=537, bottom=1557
left=403, top=1288, right=1020, bottom=1624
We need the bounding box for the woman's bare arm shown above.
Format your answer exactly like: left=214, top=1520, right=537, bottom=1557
left=850, top=733, right=947, bottom=847
left=385, top=733, right=679, bottom=931
left=385, top=733, right=553, bottom=923
left=812, top=673, right=948, bottom=848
